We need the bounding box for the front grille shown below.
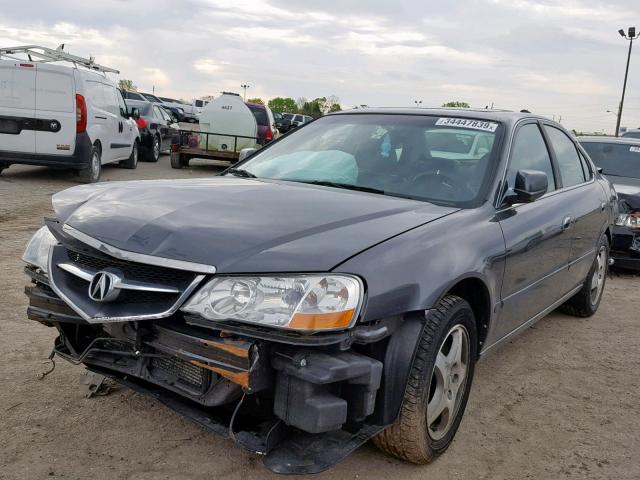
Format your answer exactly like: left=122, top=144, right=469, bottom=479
left=67, top=249, right=194, bottom=285
left=151, top=356, right=206, bottom=388
left=49, top=244, right=202, bottom=323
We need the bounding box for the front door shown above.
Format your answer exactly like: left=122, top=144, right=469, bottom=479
left=495, top=121, right=573, bottom=339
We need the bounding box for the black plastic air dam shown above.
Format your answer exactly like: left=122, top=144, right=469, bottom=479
left=272, top=350, right=383, bottom=434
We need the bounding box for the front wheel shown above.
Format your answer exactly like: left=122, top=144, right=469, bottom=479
left=559, top=235, right=609, bottom=317
left=373, top=295, right=477, bottom=464
left=146, top=135, right=160, bottom=162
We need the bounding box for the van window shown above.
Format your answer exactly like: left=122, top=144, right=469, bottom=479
left=35, top=69, right=73, bottom=113
left=0, top=63, right=36, bottom=109
left=195, top=100, right=204, bottom=108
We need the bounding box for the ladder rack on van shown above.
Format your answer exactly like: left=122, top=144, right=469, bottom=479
left=0, top=45, right=119, bottom=74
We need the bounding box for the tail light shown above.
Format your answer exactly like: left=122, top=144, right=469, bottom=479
left=265, top=128, right=273, bottom=142
left=136, top=117, right=148, bottom=129
left=75, top=94, right=87, bottom=133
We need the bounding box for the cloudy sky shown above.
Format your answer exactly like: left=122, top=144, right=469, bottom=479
left=1, top=0, right=639, bottom=133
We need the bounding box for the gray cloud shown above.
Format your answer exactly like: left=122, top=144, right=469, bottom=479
left=0, top=0, right=638, bottom=132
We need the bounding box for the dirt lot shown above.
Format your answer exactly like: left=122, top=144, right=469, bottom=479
left=1, top=157, right=639, bottom=480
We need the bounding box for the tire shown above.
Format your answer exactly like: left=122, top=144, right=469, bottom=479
left=120, top=141, right=138, bottom=169
left=146, top=135, right=160, bottom=162
left=559, top=235, right=609, bottom=317
left=170, top=151, right=183, bottom=169
left=79, top=145, right=101, bottom=183
left=373, top=295, right=478, bottom=464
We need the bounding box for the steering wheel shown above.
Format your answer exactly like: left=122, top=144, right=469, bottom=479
left=411, top=171, right=475, bottom=200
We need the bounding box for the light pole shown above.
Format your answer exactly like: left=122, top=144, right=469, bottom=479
left=615, top=27, right=638, bottom=137
left=241, top=84, right=250, bottom=101
left=414, top=100, right=422, bottom=108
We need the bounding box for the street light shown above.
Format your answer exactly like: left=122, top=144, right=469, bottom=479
left=241, top=84, right=250, bottom=101
left=615, top=27, right=639, bottom=137
left=414, top=100, right=422, bottom=108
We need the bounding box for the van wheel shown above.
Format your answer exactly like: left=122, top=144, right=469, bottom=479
left=120, top=141, right=138, bottom=169
left=373, top=295, right=477, bottom=464
left=559, top=235, right=609, bottom=317
left=79, top=145, right=101, bottom=183
left=146, top=135, right=160, bottom=162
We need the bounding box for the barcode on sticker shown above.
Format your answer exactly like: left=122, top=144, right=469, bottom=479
left=630, top=146, right=640, bottom=153
left=435, top=118, right=498, bottom=132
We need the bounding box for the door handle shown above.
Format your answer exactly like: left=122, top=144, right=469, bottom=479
left=562, top=216, right=573, bottom=231
left=601, top=201, right=606, bottom=211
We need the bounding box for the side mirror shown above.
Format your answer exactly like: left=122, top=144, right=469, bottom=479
left=596, top=166, right=603, bottom=174
left=130, top=107, right=140, bottom=120
left=504, top=170, right=548, bottom=205
left=238, top=148, right=258, bottom=162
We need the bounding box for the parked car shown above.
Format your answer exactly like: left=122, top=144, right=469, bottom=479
left=246, top=102, right=278, bottom=145
left=579, top=136, right=640, bottom=270
left=122, top=91, right=182, bottom=122
left=289, top=113, right=313, bottom=129
left=0, top=45, right=139, bottom=182
left=23, top=109, right=614, bottom=473
left=126, top=100, right=179, bottom=162
left=622, top=129, right=640, bottom=139
left=158, top=96, right=200, bottom=123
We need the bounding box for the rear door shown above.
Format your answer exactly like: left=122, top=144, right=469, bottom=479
left=34, top=64, right=76, bottom=155
left=0, top=60, right=36, bottom=153
left=84, top=78, right=113, bottom=161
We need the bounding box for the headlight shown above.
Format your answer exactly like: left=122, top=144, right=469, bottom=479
left=182, top=275, right=363, bottom=332
left=22, top=226, right=58, bottom=273
left=615, top=213, right=640, bottom=229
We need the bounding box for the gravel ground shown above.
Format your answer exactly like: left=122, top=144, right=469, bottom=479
left=1, top=156, right=639, bottom=480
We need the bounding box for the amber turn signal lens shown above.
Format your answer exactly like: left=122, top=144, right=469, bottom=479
left=288, top=309, right=356, bottom=331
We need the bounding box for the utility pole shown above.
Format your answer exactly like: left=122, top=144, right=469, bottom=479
left=615, top=27, right=638, bottom=137
left=241, top=84, right=250, bottom=101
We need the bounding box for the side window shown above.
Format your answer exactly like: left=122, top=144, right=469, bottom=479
left=578, top=151, right=593, bottom=181
left=153, top=105, right=162, bottom=119
left=159, top=108, right=171, bottom=122
left=543, top=126, right=585, bottom=187
left=101, top=85, right=119, bottom=115
left=116, top=90, right=127, bottom=117
left=507, top=123, right=556, bottom=193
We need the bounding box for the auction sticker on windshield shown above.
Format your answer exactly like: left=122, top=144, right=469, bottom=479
left=435, top=118, right=498, bottom=132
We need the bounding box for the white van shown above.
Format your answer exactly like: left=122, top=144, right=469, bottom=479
left=0, top=45, right=140, bottom=182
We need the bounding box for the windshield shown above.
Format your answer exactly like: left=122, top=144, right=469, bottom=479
left=581, top=141, right=640, bottom=179
left=233, top=114, right=502, bottom=206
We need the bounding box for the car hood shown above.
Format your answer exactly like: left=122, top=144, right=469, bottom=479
left=53, top=178, right=457, bottom=273
left=610, top=176, right=640, bottom=211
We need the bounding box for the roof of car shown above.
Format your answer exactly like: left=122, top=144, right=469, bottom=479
left=330, top=107, right=556, bottom=127
left=578, top=135, right=640, bottom=144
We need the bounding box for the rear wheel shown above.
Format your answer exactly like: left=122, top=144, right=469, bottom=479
left=146, top=135, right=160, bottom=162
left=120, top=141, right=138, bottom=169
left=79, top=145, right=101, bottom=183
left=374, top=295, right=477, bottom=463
left=559, top=235, right=609, bottom=317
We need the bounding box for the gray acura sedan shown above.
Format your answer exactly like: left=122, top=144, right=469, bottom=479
left=23, top=109, right=615, bottom=473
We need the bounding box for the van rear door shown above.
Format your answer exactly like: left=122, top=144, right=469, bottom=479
left=0, top=60, right=36, bottom=153
left=34, top=64, right=76, bottom=155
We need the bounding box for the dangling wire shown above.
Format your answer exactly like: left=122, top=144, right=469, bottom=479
left=228, top=393, right=246, bottom=443
left=38, top=350, right=56, bottom=380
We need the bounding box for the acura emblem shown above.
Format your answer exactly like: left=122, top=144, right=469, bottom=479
left=88, top=270, right=121, bottom=302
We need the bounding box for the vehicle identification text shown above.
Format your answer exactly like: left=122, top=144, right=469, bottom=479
left=436, top=118, right=498, bottom=132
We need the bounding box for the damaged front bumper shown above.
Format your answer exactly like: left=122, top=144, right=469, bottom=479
left=25, top=271, right=397, bottom=474
left=611, top=225, right=640, bottom=271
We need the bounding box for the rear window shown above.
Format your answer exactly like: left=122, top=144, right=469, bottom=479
left=581, top=141, right=640, bottom=179
left=35, top=69, right=74, bottom=112
left=128, top=103, right=152, bottom=116
left=0, top=63, right=36, bottom=109
left=248, top=106, right=269, bottom=126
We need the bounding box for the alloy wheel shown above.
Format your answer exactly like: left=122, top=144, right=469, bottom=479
left=590, top=246, right=607, bottom=305
left=427, top=324, right=470, bottom=441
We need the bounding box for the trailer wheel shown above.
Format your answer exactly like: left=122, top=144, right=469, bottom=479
left=170, top=152, right=184, bottom=169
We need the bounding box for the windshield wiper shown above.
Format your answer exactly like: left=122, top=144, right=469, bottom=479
left=298, top=180, right=386, bottom=195
left=225, top=168, right=257, bottom=178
